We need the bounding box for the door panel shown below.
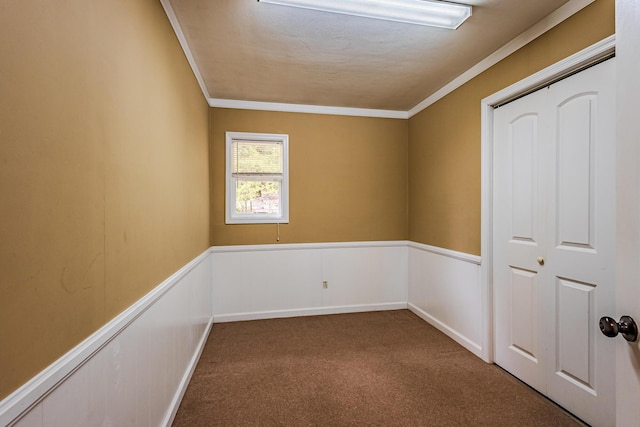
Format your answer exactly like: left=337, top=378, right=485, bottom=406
left=494, top=86, right=547, bottom=393
left=556, top=278, right=594, bottom=389
left=510, top=267, right=539, bottom=361
left=494, top=59, right=615, bottom=426
left=557, top=95, right=596, bottom=248
left=545, top=59, right=615, bottom=426
left=511, top=114, right=538, bottom=242
left=493, top=92, right=546, bottom=392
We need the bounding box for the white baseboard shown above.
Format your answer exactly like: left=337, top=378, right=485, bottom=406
left=214, top=302, right=408, bottom=323
left=408, top=303, right=482, bottom=358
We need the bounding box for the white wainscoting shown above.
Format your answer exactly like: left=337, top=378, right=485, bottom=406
left=210, top=241, right=409, bottom=322
left=2, top=241, right=488, bottom=426
left=1, top=249, right=213, bottom=427
left=407, top=242, right=484, bottom=359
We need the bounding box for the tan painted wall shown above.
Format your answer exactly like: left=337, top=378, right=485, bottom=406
left=210, top=109, right=408, bottom=245
left=0, top=0, right=615, bottom=402
left=0, top=0, right=210, bottom=399
left=408, top=0, right=615, bottom=255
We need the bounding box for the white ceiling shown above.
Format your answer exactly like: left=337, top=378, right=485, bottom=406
left=164, top=0, right=584, bottom=115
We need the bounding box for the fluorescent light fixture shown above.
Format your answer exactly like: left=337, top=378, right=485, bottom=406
left=258, top=0, right=472, bottom=29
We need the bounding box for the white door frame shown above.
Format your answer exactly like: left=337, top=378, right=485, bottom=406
left=479, top=35, right=616, bottom=363
left=615, top=1, right=640, bottom=425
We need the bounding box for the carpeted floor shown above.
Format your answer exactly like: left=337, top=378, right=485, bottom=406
left=172, top=310, right=584, bottom=426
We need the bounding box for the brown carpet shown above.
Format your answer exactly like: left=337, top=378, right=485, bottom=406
left=172, top=310, right=584, bottom=426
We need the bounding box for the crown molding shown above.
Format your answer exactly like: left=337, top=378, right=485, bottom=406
left=162, top=0, right=595, bottom=119
left=209, top=98, right=409, bottom=119
left=160, top=0, right=210, bottom=99
left=407, top=0, right=596, bottom=118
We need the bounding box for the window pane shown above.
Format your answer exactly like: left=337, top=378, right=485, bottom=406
left=225, top=132, right=288, bottom=224
left=235, top=180, right=281, bottom=214
left=232, top=141, right=282, bottom=174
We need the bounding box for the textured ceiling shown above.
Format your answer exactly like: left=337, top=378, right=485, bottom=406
left=167, top=0, right=572, bottom=112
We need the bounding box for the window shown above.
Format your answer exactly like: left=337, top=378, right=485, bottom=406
left=226, top=132, right=289, bottom=224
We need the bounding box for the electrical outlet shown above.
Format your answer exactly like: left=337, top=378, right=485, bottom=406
left=322, top=281, right=328, bottom=289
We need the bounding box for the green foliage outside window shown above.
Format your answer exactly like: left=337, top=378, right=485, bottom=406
left=233, top=142, right=283, bottom=214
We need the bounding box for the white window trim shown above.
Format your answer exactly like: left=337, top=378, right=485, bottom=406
left=225, top=131, right=289, bottom=224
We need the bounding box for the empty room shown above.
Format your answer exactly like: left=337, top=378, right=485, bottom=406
left=1, top=0, right=640, bottom=426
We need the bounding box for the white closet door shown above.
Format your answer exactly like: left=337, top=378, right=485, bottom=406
left=493, top=59, right=616, bottom=426
left=494, top=85, right=549, bottom=393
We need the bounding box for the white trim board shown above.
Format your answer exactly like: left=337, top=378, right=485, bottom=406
left=408, top=241, right=482, bottom=265
left=479, top=35, right=616, bottom=363
left=210, top=240, right=409, bottom=253
left=161, top=0, right=594, bottom=118
left=214, top=302, right=408, bottom=323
